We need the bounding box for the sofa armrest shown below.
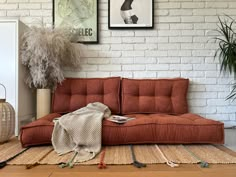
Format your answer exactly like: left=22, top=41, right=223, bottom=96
left=20, top=113, right=61, bottom=147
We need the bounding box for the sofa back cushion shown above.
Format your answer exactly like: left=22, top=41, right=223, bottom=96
left=52, top=77, right=121, bottom=114
left=121, top=78, right=189, bottom=115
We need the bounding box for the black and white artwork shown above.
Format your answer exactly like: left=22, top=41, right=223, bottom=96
left=108, top=0, right=154, bottom=29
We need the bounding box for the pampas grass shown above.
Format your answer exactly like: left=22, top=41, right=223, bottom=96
left=21, top=26, right=79, bottom=90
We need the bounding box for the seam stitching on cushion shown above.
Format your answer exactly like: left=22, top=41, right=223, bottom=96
left=171, top=82, right=174, bottom=114
left=104, top=123, right=223, bottom=127
left=155, top=82, right=157, bottom=113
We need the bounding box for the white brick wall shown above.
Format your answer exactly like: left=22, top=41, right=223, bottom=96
left=1, top=0, right=236, bottom=122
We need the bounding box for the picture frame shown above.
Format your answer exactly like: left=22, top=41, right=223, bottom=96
left=108, top=0, right=154, bottom=29
left=53, top=0, right=98, bottom=43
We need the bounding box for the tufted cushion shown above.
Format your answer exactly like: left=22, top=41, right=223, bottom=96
left=121, top=78, right=189, bottom=115
left=52, top=77, right=121, bottom=114
left=102, top=113, right=224, bottom=145
left=20, top=113, right=61, bottom=147
left=21, top=113, right=224, bottom=147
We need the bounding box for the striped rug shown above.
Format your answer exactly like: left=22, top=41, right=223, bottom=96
left=1, top=139, right=236, bottom=167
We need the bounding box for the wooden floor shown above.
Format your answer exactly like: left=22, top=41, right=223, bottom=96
left=1, top=164, right=236, bottom=177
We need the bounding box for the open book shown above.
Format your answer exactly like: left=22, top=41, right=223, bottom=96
left=107, top=115, right=135, bottom=124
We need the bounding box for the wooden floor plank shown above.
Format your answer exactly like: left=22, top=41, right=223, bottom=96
left=0, top=173, right=51, bottom=177
left=1, top=164, right=236, bottom=177
left=49, top=171, right=185, bottom=177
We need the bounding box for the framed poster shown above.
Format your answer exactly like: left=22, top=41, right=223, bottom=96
left=53, top=0, right=98, bottom=43
left=109, top=0, right=154, bottom=29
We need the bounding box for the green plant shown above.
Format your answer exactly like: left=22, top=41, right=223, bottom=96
left=215, top=16, right=236, bottom=101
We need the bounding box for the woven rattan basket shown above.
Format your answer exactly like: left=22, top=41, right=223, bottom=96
left=0, top=84, right=15, bottom=143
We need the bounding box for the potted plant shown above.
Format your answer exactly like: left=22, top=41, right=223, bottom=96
left=21, top=26, right=79, bottom=118
left=215, top=16, right=236, bottom=101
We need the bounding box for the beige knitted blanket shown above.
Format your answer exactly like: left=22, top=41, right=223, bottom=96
left=51, top=102, right=111, bottom=163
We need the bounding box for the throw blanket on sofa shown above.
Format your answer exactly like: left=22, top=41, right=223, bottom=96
left=52, top=102, right=111, bottom=163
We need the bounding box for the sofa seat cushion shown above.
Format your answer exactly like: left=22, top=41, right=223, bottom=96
left=20, top=113, right=224, bottom=147
left=20, top=113, right=61, bottom=147
left=102, top=113, right=224, bottom=145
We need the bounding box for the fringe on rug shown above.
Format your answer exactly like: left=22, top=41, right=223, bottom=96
left=130, top=145, right=146, bottom=168
left=26, top=148, right=54, bottom=169
left=155, top=145, right=179, bottom=168
left=98, top=148, right=106, bottom=169
left=181, top=145, right=209, bottom=168
left=0, top=147, right=30, bottom=169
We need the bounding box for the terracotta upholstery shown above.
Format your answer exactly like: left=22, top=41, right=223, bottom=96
left=21, top=113, right=224, bottom=147
left=20, top=113, right=60, bottom=147
left=20, top=77, right=224, bottom=147
left=122, top=78, right=189, bottom=115
left=52, top=77, right=121, bottom=114
left=102, top=113, right=224, bottom=145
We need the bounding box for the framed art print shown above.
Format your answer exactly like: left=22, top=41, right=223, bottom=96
left=109, top=0, right=154, bottom=29
left=53, top=0, right=98, bottom=43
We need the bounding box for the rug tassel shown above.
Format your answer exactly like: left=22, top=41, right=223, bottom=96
left=26, top=162, right=39, bottom=169
left=25, top=148, right=54, bottom=169
left=98, top=148, right=106, bottom=169
left=182, top=145, right=209, bottom=168
left=0, top=147, right=30, bottom=169
left=155, top=145, right=179, bottom=168
left=130, top=145, right=146, bottom=168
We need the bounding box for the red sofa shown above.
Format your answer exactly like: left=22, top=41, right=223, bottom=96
left=20, top=77, right=224, bottom=147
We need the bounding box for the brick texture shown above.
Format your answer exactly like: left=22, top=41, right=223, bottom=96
left=1, top=0, right=236, bottom=122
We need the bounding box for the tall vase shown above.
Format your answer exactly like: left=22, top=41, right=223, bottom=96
left=36, top=89, right=51, bottom=119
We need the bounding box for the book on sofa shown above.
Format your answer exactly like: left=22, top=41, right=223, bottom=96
left=107, top=115, right=135, bottom=124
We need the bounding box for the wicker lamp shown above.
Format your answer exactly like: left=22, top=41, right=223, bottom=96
left=0, top=84, right=15, bottom=143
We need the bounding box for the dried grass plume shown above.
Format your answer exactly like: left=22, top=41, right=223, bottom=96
left=21, top=26, right=80, bottom=90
